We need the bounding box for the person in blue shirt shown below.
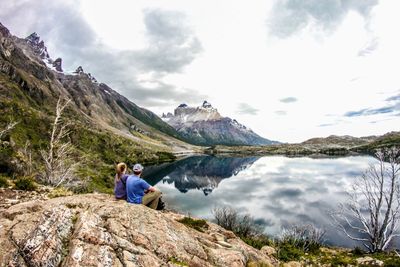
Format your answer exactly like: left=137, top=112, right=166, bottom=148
left=126, top=163, right=162, bottom=209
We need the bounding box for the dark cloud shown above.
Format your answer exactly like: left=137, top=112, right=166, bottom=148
left=268, top=0, right=378, bottom=38
left=134, top=9, right=203, bottom=74
left=280, top=97, right=297, bottom=103
left=0, top=1, right=205, bottom=110
left=386, top=93, right=400, bottom=102
left=344, top=106, right=397, bottom=117
left=236, top=103, right=259, bottom=115
left=270, top=188, right=303, bottom=199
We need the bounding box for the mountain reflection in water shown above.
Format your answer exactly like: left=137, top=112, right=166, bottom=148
left=142, top=155, right=381, bottom=248
left=142, top=156, right=259, bottom=195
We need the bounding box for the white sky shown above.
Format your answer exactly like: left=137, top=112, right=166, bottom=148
left=2, top=0, right=399, bottom=142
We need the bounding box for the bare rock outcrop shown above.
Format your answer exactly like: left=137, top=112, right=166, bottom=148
left=0, top=193, right=277, bottom=266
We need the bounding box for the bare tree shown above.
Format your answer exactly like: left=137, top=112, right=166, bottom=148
left=331, top=147, right=400, bottom=252
left=0, top=120, right=18, bottom=140
left=40, top=97, right=76, bottom=187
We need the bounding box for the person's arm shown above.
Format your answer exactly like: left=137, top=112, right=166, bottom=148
left=141, top=180, right=157, bottom=193
left=147, top=186, right=156, bottom=192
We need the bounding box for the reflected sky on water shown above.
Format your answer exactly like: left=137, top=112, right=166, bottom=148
left=142, top=155, right=378, bottom=247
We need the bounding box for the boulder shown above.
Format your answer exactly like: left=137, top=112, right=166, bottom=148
left=261, top=246, right=277, bottom=256
left=0, top=193, right=278, bottom=266
left=356, top=256, right=384, bottom=266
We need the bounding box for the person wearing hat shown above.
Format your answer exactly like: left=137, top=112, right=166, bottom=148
left=126, top=163, right=162, bottom=209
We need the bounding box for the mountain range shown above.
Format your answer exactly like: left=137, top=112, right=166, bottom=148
left=0, top=21, right=399, bottom=192
left=162, top=101, right=276, bottom=146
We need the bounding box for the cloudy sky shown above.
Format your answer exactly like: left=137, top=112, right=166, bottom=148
left=1, top=0, right=399, bottom=142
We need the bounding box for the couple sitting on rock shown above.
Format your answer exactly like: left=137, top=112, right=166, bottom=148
left=114, top=162, right=165, bottom=210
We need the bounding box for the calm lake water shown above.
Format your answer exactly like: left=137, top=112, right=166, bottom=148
left=142, top=155, right=378, bottom=248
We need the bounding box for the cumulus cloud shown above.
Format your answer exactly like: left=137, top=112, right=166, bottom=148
left=268, top=0, right=378, bottom=38
left=280, top=97, right=297, bottom=103
left=0, top=1, right=204, bottom=109
left=236, top=103, right=259, bottom=115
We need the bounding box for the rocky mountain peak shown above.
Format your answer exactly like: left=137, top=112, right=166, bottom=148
left=25, top=32, right=50, bottom=60
left=72, top=66, right=97, bottom=82
left=52, top=57, right=63, bottom=72
left=74, top=66, right=84, bottom=74
left=202, top=100, right=212, bottom=108
left=162, top=101, right=273, bottom=145
left=0, top=22, right=11, bottom=37
left=178, top=103, right=188, bottom=108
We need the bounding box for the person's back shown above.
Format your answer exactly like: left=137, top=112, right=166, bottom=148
left=114, top=174, right=128, bottom=200
left=114, top=162, right=128, bottom=200
left=126, top=163, right=163, bottom=210
left=126, top=174, right=150, bottom=204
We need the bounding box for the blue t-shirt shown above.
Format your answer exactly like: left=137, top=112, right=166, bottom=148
left=126, top=175, right=150, bottom=204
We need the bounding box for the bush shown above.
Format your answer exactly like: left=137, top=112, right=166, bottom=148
left=178, top=217, right=208, bottom=232
left=277, top=242, right=304, bottom=262
left=279, top=224, right=325, bottom=254
left=212, top=206, right=273, bottom=250
left=240, top=235, right=271, bottom=250
left=0, top=175, right=9, bottom=188
left=48, top=187, right=74, bottom=198
left=212, top=206, right=263, bottom=237
left=14, top=176, right=37, bottom=191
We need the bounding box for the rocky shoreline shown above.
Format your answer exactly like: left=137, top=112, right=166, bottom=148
left=0, top=192, right=278, bottom=266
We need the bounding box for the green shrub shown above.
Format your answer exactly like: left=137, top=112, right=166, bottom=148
left=0, top=175, right=9, bottom=188
left=178, top=217, right=208, bottom=232
left=168, top=257, right=188, bottom=266
left=328, top=255, right=356, bottom=267
left=240, top=235, right=272, bottom=250
left=277, top=242, right=304, bottom=262
left=48, top=187, right=74, bottom=198
left=14, top=176, right=37, bottom=191
left=351, top=246, right=365, bottom=256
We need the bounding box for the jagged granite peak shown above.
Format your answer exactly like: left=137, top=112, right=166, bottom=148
left=0, top=22, right=11, bottom=37
left=72, top=66, right=97, bottom=83
left=74, top=66, right=84, bottom=74
left=163, top=102, right=275, bottom=146
left=202, top=100, right=212, bottom=108
left=25, top=32, right=50, bottom=60
left=161, top=112, right=174, bottom=119
left=178, top=103, right=188, bottom=108
left=52, top=57, right=63, bottom=72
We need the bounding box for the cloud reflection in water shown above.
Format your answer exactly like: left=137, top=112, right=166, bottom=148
left=143, top=155, right=378, bottom=247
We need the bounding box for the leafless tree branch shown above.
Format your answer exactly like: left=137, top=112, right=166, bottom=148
left=331, top=147, right=400, bottom=252
left=40, top=97, right=76, bottom=187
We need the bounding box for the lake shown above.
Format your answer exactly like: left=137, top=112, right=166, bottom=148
left=142, top=155, right=378, bottom=248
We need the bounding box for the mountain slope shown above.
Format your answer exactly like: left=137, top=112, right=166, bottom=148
left=162, top=101, right=277, bottom=146
left=0, top=22, right=199, bottom=191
